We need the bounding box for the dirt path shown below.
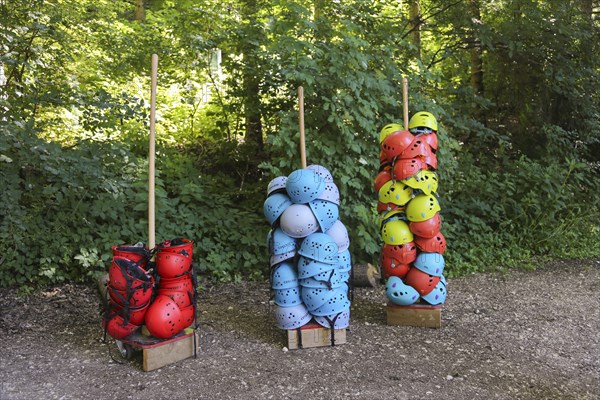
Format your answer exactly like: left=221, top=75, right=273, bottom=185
left=0, top=259, right=598, bottom=400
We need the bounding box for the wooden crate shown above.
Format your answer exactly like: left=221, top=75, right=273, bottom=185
left=386, top=302, right=442, bottom=328
left=286, top=322, right=347, bottom=350
left=120, top=327, right=198, bottom=371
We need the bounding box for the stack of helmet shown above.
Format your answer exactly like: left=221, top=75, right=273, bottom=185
left=265, top=165, right=352, bottom=331
left=376, top=111, right=448, bottom=307
left=104, top=243, right=154, bottom=340
left=145, top=238, right=197, bottom=339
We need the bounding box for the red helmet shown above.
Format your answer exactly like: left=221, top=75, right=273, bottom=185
left=382, top=242, right=417, bottom=264
left=379, top=254, right=410, bottom=279
left=108, top=284, right=154, bottom=308
left=374, top=167, right=393, bottom=193
left=103, top=313, right=140, bottom=340
left=156, top=252, right=192, bottom=279
left=398, top=137, right=434, bottom=159
left=393, top=158, right=427, bottom=180
left=381, top=131, right=414, bottom=164
left=404, top=267, right=440, bottom=296
left=179, top=303, right=196, bottom=328
left=159, top=238, right=194, bottom=259
left=157, top=288, right=194, bottom=309
left=110, top=300, right=150, bottom=326
left=108, top=257, right=154, bottom=291
left=409, top=213, right=442, bottom=238
left=420, top=154, right=437, bottom=170
left=415, top=232, right=447, bottom=254
left=158, top=274, right=194, bottom=292
left=421, top=133, right=438, bottom=150
left=145, top=295, right=185, bottom=339
left=111, top=244, right=150, bottom=266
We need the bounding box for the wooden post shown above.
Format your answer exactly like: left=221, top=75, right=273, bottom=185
left=402, top=77, right=409, bottom=130
left=148, top=54, right=158, bottom=249
left=298, top=86, right=307, bottom=168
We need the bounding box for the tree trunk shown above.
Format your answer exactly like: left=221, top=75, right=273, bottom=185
left=469, top=0, right=484, bottom=97
left=408, top=0, right=421, bottom=60
left=134, top=0, right=145, bottom=21
left=241, top=0, right=263, bottom=151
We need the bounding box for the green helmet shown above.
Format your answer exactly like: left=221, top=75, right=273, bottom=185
left=408, top=111, right=438, bottom=132
left=381, top=219, right=414, bottom=245
left=406, top=194, right=441, bottom=222
left=401, top=170, right=439, bottom=195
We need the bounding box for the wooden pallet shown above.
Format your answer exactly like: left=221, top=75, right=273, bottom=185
left=386, top=302, right=442, bottom=328
left=120, top=327, right=198, bottom=371
left=286, top=321, right=347, bottom=350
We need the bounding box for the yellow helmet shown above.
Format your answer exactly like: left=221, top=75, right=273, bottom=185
left=401, top=170, right=439, bottom=195
left=408, top=111, right=438, bottom=132
left=381, top=219, right=414, bottom=245
left=379, top=123, right=402, bottom=143
left=406, top=194, right=441, bottom=222
left=378, top=180, right=414, bottom=206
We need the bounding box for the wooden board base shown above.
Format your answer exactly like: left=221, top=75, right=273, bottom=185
left=121, top=327, right=198, bottom=371
left=286, top=322, right=347, bottom=350
left=386, top=302, right=442, bottom=328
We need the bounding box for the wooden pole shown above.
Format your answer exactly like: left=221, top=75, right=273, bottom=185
left=298, top=86, right=307, bottom=168
left=402, top=77, right=409, bottom=130
left=148, top=54, right=158, bottom=249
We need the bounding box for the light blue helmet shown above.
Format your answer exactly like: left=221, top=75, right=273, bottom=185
left=298, top=233, right=338, bottom=263
left=337, top=250, right=352, bottom=273
left=280, top=204, right=319, bottom=238
left=386, top=276, right=419, bottom=306
left=325, top=220, right=350, bottom=252
left=297, top=256, right=336, bottom=279
left=274, top=304, right=312, bottom=330
left=299, top=268, right=345, bottom=289
left=271, top=262, right=298, bottom=289
left=286, top=169, right=326, bottom=204
left=413, top=252, right=445, bottom=277
left=314, top=307, right=350, bottom=329
left=308, top=199, right=339, bottom=232
left=263, top=193, right=292, bottom=226
left=311, top=290, right=351, bottom=316
left=301, top=286, right=348, bottom=311
left=273, top=286, right=302, bottom=307
left=267, top=176, right=287, bottom=196
left=269, top=251, right=295, bottom=267
left=307, top=164, right=334, bottom=183
left=269, top=228, right=296, bottom=256
left=316, top=182, right=340, bottom=205
left=421, top=279, right=447, bottom=305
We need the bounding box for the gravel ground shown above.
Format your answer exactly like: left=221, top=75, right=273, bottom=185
left=0, top=259, right=598, bottom=400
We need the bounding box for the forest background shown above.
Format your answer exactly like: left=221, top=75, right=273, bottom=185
left=1, top=0, right=598, bottom=289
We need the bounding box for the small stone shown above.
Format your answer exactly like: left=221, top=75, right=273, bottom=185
left=282, top=347, right=288, bottom=352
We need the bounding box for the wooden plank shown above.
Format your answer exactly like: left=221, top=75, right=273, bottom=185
left=287, top=322, right=347, bottom=350
left=142, top=329, right=197, bottom=371
left=386, top=302, right=442, bottom=328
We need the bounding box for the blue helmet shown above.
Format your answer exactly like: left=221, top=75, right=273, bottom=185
left=316, top=181, right=340, bottom=205
left=421, top=278, right=447, bottom=305
left=301, top=286, right=348, bottom=311
left=386, top=276, right=419, bottom=306
left=413, top=252, right=445, bottom=277
left=325, top=220, right=350, bottom=252
left=273, top=286, right=302, bottom=307
left=311, top=290, right=351, bottom=316
left=307, top=164, right=334, bottom=183
left=274, top=304, right=312, bottom=330
left=337, top=250, right=352, bottom=273
left=308, top=199, right=339, bottom=232
left=313, top=307, right=350, bottom=329
left=297, top=256, right=336, bottom=279
left=280, top=204, right=319, bottom=238
left=271, top=262, right=298, bottom=289
left=299, top=268, right=345, bottom=289
left=263, top=193, right=292, bottom=226
left=269, top=228, right=297, bottom=256
left=285, top=169, right=325, bottom=204
left=298, top=233, right=338, bottom=263
left=267, top=176, right=287, bottom=196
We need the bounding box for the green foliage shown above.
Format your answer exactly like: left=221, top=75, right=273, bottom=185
left=1, top=0, right=599, bottom=287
